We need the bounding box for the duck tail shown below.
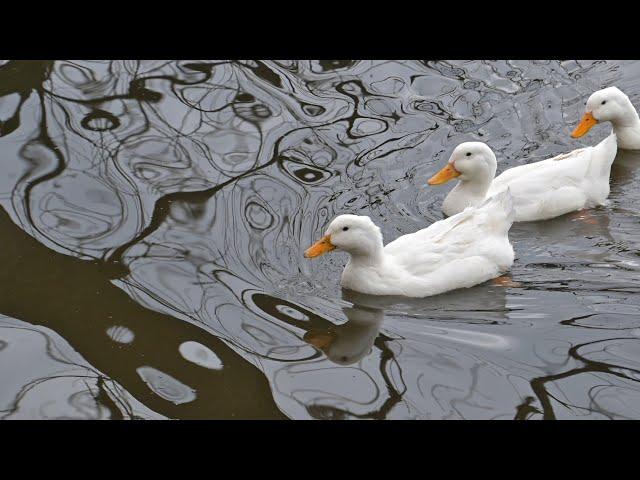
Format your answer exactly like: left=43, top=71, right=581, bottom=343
left=588, top=132, right=618, bottom=178
left=598, top=131, right=617, bottom=155
left=476, top=188, right=515, bottom=234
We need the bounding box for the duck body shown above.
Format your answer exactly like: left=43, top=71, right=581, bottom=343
left=489, top=134, right=617, bottom=221
left=305, top=190, right=515, bottom=298
left=433, top=133, right=618, bottom=222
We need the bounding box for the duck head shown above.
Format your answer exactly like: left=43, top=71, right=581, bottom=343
left=304, top=214, right=383, bottom=259
left=428, top=142, right=497, bottom=186
left=572, top=86, right=638, bottom=138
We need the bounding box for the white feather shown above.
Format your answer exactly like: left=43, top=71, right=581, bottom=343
left=318, top=191, right=516, bottom=298
left=439, top=133, right=618, bottom=222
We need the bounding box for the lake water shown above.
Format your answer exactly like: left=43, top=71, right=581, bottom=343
left=0, top=60, right=639, bottom=419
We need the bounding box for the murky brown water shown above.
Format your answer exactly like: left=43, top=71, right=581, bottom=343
left=0, top=60, right=639, bottom=419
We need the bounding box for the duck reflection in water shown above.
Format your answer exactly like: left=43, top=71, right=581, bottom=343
left=303, top=280, right=515, bottom=366
left=304, top=302, right=384, bottom=366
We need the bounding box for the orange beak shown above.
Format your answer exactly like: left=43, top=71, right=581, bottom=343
left=303, top=330, right=336, bottom=350
left=427, top=163, right=461, bottom=185
left=304, top=235, right=336, bottom=258
left=571, top=112, right=598, bottom=138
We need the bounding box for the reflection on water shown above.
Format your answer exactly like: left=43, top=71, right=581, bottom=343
left=304, top=302, right=384, bottom=366
left=0, top=60, right=639, bottom=419
left=0, top=315, right=162, bottom=419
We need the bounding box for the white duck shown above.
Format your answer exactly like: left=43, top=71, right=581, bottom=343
left=427, top=133, right=617, bottom=222
left=304, top=190, right=515, bottom=298
left=572, top=86, right=640, bottom=150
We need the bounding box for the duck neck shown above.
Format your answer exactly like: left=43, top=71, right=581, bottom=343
left=611, top=111, right=640, bottom=149
left=450, top=173, right=493, bottom=203
left=612, top=103, right=640, bottom=128
left=348, top=243, right=385, bottom=268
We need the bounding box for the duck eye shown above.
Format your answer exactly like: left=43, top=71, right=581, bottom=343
left=466, top=152, right=472, bottom=157
left=601, top=100, right=607, bottom=105
left=342, top=226, right=349, bottom=231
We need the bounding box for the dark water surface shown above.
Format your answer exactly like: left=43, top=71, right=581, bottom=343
left=0, top=60, right=639, bottom=419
